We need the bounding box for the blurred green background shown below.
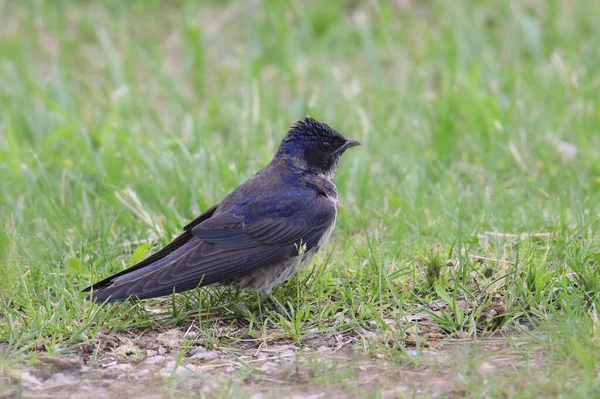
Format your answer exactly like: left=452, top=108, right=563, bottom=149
left=1, top=1, right=600, bottom=387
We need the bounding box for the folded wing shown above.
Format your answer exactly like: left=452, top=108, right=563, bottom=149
left=85, top=200, right=334, bottom=302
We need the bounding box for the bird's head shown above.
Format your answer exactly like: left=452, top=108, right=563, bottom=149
left=275, top=117, right=361, bottom=176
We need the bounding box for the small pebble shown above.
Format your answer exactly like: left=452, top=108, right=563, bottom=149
left=19, top=371, right=41, bottom=386
left=44, top=372, right=78, bottom=387
left=107, top=363, right=133, bottom=372
left=144, top=355, right=166, bottom=365
left=159, top=364, right=196, bottom=378
left=133, top=369, right=151, bottom=379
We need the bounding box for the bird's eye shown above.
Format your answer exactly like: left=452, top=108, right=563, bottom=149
left=320, top=141, right=332, bottom=151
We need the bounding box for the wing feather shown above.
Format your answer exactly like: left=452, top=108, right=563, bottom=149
left=87, top=196, right=336, bottom=302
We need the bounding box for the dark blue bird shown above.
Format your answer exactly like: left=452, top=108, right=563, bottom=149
left=83, top=118, right=360, bottom=302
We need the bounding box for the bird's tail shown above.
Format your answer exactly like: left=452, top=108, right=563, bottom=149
left=83, top=239, right=197, bottom=302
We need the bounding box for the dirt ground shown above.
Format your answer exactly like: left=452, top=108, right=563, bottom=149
left=1, top=320, right=543, bottom=398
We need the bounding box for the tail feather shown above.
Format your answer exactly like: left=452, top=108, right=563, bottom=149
left=82, top=205, right=218, bottom=302
left=85, top=240, right=199, bottom=302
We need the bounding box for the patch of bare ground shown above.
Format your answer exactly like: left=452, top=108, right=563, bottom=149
left=2, top=320, right=543, bottom=398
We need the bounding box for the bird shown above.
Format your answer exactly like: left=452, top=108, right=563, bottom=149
left=83, top=117, right=360, bottom=302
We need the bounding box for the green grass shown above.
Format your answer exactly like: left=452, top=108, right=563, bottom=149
left=1, top=0, right=600, bottom=397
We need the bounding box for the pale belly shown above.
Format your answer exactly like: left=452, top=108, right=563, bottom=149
left=223, top=217, right=336, bottom=294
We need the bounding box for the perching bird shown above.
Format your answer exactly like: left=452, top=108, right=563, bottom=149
left=83, top=118, right=360, bottom=302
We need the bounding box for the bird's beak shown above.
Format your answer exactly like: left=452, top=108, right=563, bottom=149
left=337, top=138, right=361, bottom=153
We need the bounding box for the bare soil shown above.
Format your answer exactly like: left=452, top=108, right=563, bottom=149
left=1, top=321, right=542, bottom=398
